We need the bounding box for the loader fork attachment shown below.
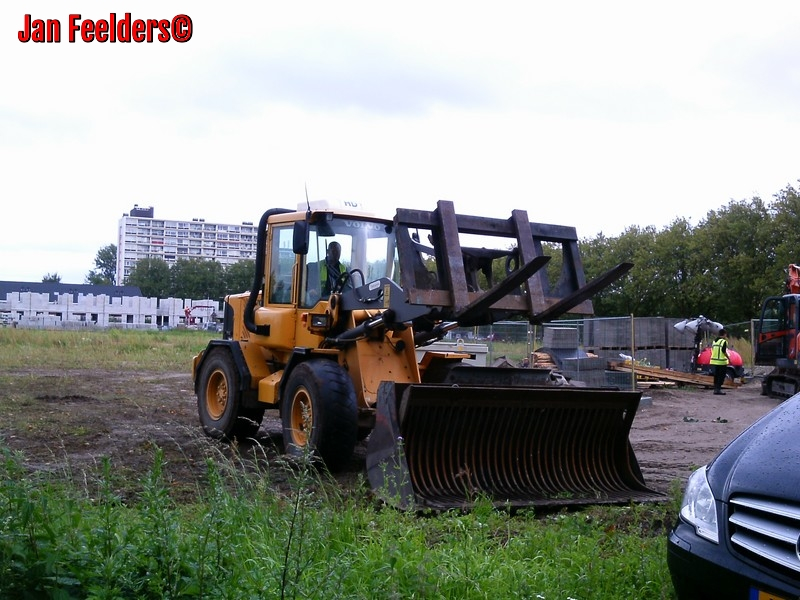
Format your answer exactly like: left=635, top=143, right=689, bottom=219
left=394, top=200, right=632, bottom=326
left=366, top=382, right=664, bottom=510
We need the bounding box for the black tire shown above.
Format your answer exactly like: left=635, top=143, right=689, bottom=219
left=197, top=348, right=264, bottom=441
left=726, top=366, right=737, bottom=382
left=281, top=360, right=358, bottom=472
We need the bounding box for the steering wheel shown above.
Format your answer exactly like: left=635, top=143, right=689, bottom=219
left=331, top=270, right=351, bottom=294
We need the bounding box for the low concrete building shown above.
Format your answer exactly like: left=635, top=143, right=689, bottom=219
left=0, top=281, right=221, bottom=330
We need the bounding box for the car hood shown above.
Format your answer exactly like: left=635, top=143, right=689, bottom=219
left=708, top=394, right=800, bottom=500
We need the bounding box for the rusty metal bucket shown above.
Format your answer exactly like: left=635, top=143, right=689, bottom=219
left=366, top=380, right=664, bottom=510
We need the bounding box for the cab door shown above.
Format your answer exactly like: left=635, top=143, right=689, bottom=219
left=756, top=295, right=800, bottom=365
left=251, top=224, right=298, bottom=353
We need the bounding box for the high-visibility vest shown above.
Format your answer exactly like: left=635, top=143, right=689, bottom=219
left=320, top=261, right=347, bottom=291
left=710, top=338, right=729, bottom=365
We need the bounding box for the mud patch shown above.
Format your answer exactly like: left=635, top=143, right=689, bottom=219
left=36, top=394, right=100, bottom=403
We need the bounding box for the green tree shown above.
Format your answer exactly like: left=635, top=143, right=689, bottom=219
left=581, top=233, right=622, bottom=316
left=171, top=258, right=225, bottom=300
left=224, top=260, right=256, bottom=294
left=645, top=218, right=703, bottom=318
left=578, top=191, right=786, bottom=324
left=42, top=272, right=61, bottom=283
left=581, top=226, right=659, bottom=317
left=692, top=197, right=772, bottom=323
left=86, top=244, right=117, bottom=285
left=542, top=242, right=564, bottom=296
left=126, top=258, right=172, bottom=298
left=767, top=183, right=800, bottom=290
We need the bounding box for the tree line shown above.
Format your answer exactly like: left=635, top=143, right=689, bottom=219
left=75, top=246, right=253, bottom=300
left=79, top=182, right=800, bottom=324
left=582, top=183, right=800, bottom=325
left=124, top=257, right=255, bottom=300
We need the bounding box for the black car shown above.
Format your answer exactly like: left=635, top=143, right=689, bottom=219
left=668, top=394, right=800, bottom=599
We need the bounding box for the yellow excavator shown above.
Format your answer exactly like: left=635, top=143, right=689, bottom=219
left=192, top=200, right=662, bottom=509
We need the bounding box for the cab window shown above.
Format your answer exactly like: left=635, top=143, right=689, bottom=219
left=268, top=226, right=295, bottom=304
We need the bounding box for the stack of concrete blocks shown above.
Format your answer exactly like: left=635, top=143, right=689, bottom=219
left=665, top=318, right=699, bottom=372
left=541, top=326, right=606, bottom=387
left=583, top=317, right=697, bottom=374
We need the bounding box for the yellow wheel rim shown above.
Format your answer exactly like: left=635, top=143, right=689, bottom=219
left=205, top=369, right=228, bottom=420
left=289, top=388, right=312, bottom=446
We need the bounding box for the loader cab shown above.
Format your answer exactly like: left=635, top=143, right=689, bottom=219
left=284, top=211, right=400, bottom=308
left=755, top=294, right=800, bottom=365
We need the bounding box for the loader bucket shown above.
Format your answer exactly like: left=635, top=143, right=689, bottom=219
left=366, top=381, right=664, bottom=510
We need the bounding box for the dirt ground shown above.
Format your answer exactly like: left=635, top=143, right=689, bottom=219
left=628, top=376, right=782, bottom=493
left=1, top=368, right=783, bottom=499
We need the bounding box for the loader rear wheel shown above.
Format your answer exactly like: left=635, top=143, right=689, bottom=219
left=282, top=360, right=357, bottom=472
left=197, top=349, right=263, bottom=441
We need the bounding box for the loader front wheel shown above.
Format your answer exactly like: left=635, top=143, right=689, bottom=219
left=282, top=360, right=357, bottom=472
left=197, top=349, right=263, bottom=441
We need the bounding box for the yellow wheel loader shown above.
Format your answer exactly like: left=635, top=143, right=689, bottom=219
left=192, top=200, right=662, bottom=509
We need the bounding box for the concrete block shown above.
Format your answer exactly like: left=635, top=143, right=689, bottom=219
left=561, top=355, right=605, bottom=372
left=666, top=317, right=697, bottom=348
left=562, top=369, right=607, bottom=387
left=543, top=326, right=579, bottom=349
left=633, top=317, right=666, bottom=347
left=666, top=348, right=696, bottom=372
left=605, top=370, right=635, bottom=388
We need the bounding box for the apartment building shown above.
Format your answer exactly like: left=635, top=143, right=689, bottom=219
left=116, top=205, right=257, bottom=284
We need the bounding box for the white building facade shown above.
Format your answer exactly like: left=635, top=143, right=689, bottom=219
left=116, top=205, right=258, bottom=284
left=0, top=291, right=221, bottom=330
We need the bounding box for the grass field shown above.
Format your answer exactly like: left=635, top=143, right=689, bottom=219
left=0, top=328, right=680, bottom=598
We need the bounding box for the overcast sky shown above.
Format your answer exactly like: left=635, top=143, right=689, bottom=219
left=3, top=1, right=800, bottom=284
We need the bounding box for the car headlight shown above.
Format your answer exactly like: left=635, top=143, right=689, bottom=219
left=680, top=465, right=719, bottom=543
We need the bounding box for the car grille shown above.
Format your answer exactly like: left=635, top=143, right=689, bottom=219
left=729, top=495, right=800, bottom=574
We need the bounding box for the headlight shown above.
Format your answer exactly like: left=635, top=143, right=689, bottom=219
left=680, top=466, right=719, bottom=543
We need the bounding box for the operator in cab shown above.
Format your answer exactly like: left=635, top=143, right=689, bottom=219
left=320, top=241, right=348, bottom=296
left=306, top=241, right=348, bottom=305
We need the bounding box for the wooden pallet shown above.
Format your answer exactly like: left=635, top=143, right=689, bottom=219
left=608, top=361, right=739, bottom=389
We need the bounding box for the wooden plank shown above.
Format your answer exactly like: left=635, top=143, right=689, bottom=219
left=609, top=362, right=740, bottom=389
